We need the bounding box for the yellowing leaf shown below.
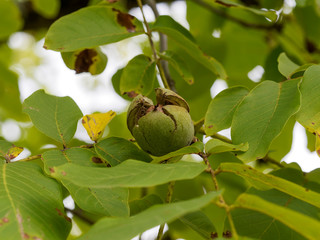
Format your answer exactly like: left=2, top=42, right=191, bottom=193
left=6, top=145, right=23, bottom=160
left=82, top=111, right=116, bottom=141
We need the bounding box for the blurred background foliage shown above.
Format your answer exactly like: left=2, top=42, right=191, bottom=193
left=0, top=0, right=319, bottom=157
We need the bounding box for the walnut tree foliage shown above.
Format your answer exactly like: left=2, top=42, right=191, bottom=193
left=1, top=0, right=320, bottom=239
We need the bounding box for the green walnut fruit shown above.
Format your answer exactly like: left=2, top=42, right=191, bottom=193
left=127, top=88, right=194, bottom=156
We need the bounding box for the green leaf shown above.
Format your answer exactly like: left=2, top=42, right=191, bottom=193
left=23, top=90, right=83, bottom=145
left=42, top=148, right=101, bottom=175
left=51, top=160, right=207, bottom=188
left=0, top=140, right=13, bottom=159
left=151, top=16, right=227, bottom=79
left=231, top=80, right=300, bottom=162
left=129, top=194, right=163, bottom=216
left=42, top=149, right=129, bottom=217
left=44, top=5, right=144, bottom=52
left=95, top=137, right=152, bottom=166
left=267, top=117, right=295, bottom=161
left=218, top=162, right=320, bottom=208
left=232, top=168, right=319, bottom=239
left=151, top=141, right=204, bottom=163
left=0, top=162, right=71, bottom=239
left=277, top=52, right=300, bottom=78
left=178, top=211, right=216, bottom=239
left=205, top=138, right=248, bottom=155
left=233, top=193, right=320, bottom=240
left=120, top=55, right=156, bottom=96
left=159, top=50, right=194, bottom=84
left=61, top=47, right=108, bottom=75
left=30, top=0, right=60, bottom=18
left=296, top=65, right=320, bottom=154
left=213, top=0, right=278, bottom=22
left=0, top=0, right=22, bottom=40
left=204, top=87, right=249, bottom=135
left=78, top=191, right=221, bottom=240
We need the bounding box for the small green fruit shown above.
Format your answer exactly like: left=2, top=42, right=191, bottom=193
left=127, top=88, right=194, bottom=156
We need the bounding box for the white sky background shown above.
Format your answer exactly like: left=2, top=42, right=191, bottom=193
left=3, top=1, right=320, bottom=173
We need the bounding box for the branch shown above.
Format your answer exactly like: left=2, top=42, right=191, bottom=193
left=190, top=0, right=282, bottom=31
left=146, top=0, right=176, bottom=91
left=137, top=0, right=171, bottom=90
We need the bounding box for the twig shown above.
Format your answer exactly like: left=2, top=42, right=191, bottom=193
left=65, top=207, right=94, bottom=225
left=19, top=154, right=42, bottom=162
left=226, top=209, right=238, bottom=240
left=137, top=0, right=171, bottom=89
left=146, top=0, right=176, bottom=91
left=190, top=0, right=282, bottom=31
left=156, top=181, right=175, bottom=240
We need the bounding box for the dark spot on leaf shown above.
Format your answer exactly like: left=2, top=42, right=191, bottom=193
left=208, top=125, right=213, bottom=129
left=107, top=0, right=119, bottom=2
left=64, top=216, right=72, bottom=222
left=75, top=49, right=97, bottom=74
left=82, top=119, right=85, bottom=124
left=49, top=168, right=55, bottom=173
left=43, top=45, right=47, bottom=49
left=110, top=112, right=116, bottom=117
left=312, top=122, right=315, bottom=125
left=55, top=208, right=63, bottom=216
left=107, top=163, right=112, bottom=167
left=61, top=171, right=67, bottom=176
left=305, top=188, right=309, bottom=192
left=112, top=8, right=136, bottom=32
left=23, top=233, right=30, bottom=239
left=216, top=0, right=235, bottom=7
left=2, top=217, right=9, bottom=223
left=88, top=187, right=92, bottom=192
left=211, top=232, right=218, bottom=239
left=91, top=156, right=104, bottom=163
left=32, top=237, right=42, bottom=240
left=57, top=47, right=65, bottom=50
left=223, top=230, right=232, bottom=238
left=140, top=85, right=144, bottom=89
left=232, top=148, right=236, bottom=150
left=317, top=149, right=320, bottom=156
left=125, top=91, right=138, bottom=98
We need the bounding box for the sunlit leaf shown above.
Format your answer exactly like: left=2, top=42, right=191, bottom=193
left=159, top=50, right=194, bottom=84
left=120, top=54, right=156, bottom=97
left=233, top=193, right=320, bottom=240
left=44, top=5, right=144, bottom=52
left=0, top=162, right=71, bottom=239
left=151, top=141, right=204, bottom=163
left=231, top=80, right=300, bottom=162
left=205, top=138, right=248, bottom=155
left=151, top=16, right=227, bottom=79
left=23, top=90, right=83, bottom=146
left=78, top=191, right=221, bottom=240
left=42, top=148, right=129, bottom=217
left=205, top=87, right=249, bottom=135
left=51, top=160, right=207, bottom=188
left=82, top=111, right=116, bottom=142
left=277, top=52, right=300, bottom=78
left=218, top=162, right=320, bottom=208
left=296, top=65, right=320, bottom=156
